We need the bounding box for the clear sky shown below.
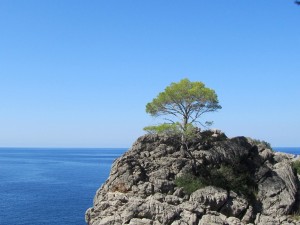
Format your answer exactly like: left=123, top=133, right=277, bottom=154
left=0, top=1, right=299, bottom=147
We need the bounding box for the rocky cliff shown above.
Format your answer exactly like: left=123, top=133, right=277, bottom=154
left=86, top=131, right=300, bottom=225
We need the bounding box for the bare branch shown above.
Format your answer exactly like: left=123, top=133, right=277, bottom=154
left=163, top=118, right=176, bottom=124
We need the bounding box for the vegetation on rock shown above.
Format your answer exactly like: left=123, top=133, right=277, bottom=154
left=174, top=174, right=206, bottom=194
left=175, top=162, right=257, bottom=200
left=250, top=138, right=272, bottom=150
left=292, top=160, right=300, bottom=175
left=145, top=79, right=222, bottom=172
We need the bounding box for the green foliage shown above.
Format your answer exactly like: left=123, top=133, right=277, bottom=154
left=251, top=138, right=272, bottom=149
left=175, top=163, right=257, bottom=199
left=145, top=78, right=221, bottom=130
left=184, top=123, right=200, bottom=139
left=292, top=160, right=300, bottom=175
left=207, top=164, right=256, bottom=198
left=143, top=123, right=181, bottom=135
left=262, top=141, right=272, bottom=149
left=174, top=174, right=206, bottom=194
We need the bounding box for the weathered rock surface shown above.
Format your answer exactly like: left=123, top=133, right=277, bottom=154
left=86, top=131, right=300, bottom=225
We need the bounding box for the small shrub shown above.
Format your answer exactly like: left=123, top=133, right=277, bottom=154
left=175, top=163, right=257, bottom=200
left=251, top=138, right=272, bottom=149
left=209, top=165, right=252, bottom=195
left=290, top=210, right=300, bottom=221
left=175, top=174, right=206, bottom=194
left=292, top=161, right=300, bottom=175
left=292, top=215, right=300, bottom=221
left=202, top=163, right=257, bottom=200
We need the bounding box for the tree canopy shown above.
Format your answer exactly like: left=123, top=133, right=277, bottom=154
left=145, top=78, right=221, bottom=132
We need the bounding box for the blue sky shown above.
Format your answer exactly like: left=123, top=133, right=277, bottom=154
left=0, top=1, right=299, bottom=147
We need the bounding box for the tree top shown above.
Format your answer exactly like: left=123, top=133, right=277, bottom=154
left=146, top=78, right=221, bottom=127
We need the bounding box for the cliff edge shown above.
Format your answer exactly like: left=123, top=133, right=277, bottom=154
left=86, top=131, right=300, bottom=225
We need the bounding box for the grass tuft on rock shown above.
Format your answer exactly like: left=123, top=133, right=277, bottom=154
left=292, top=160, right=300, bottom=175
left=290, top=210, right=300, bottom=221
left=174, top=174, right=206, bottom=194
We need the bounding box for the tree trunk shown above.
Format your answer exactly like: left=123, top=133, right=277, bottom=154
left=183, top=115, right=188, bottom=132
left=180, top=134, right=187, bottom=157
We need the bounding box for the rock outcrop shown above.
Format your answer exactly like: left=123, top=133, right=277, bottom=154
left=86, top=131, right=300, bottom=225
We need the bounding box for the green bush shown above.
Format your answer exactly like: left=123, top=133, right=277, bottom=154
left=292, top=161, right=300, bottom=175
left=251, top=138, right=272, bottom=149
left=175, top=163, right=257, bottom=200
left=208, top=164, right=256, bottom=198
left=174, top=174, right=206, bottom=194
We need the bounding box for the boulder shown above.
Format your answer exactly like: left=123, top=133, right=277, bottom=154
left=190, top=186, right=228, bottom=211
left=198, top=213, right=227, bottom=225
left=85, top=132, right=300, bottom=225
left=257, top=162, right=297, bottom=216
left=220, top=191, right=248, bottom=218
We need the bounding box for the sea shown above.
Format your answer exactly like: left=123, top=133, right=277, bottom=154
left=0, top=148, right=127, bottom=225
left=0, top=147, right=299, bottom=225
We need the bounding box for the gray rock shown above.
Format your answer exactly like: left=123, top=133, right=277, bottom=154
left=179, top=210, right=198, bottom=225
left=259, top=148, right=273, bottom=162
left=85, top=132, right=300, bottom=225
left=96, top=215, right=122, bottom=225
left=254, top=213, right=280, bottom=225
left=198, top=213, right=227, bottom=225
left=127, top=218, right=155, bottom=225
left=173, top=187, right=185, bottom=198
left=171, top=221, right=188, bottom=225
left=165, top=195, right=182, bottom=205
left=190, top=186, right=228, bottom=211
left=179, top=201, right=205, bottom=215
left=257, top=162, right=297, bottom=216
left=241, top=206, right=254, bottom=223
left=274, top=152, right=296, bottom=163
left=226, top=217, right=245, bottom=225
left=220, top=191, right=248, bottom=217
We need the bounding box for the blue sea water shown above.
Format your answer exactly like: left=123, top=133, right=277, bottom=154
left=0, top=148, right=127, bottom=225
left=273, top=147, right=300, bottom=155
left=0, top=147, right=299, bottom=225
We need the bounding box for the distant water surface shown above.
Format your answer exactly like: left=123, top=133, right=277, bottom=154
left=273, top=147, right=300, bottom=155
left=0, top=147, right=299, bottom=225
left=0, top=148, right=126, bottom=225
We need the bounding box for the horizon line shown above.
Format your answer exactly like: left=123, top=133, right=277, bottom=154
left=0, top=146, right=299, bottom=149
left=0, top=147, right=130, bottom=149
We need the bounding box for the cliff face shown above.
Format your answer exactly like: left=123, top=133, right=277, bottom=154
left=86, top=131, right=300, bottom=225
